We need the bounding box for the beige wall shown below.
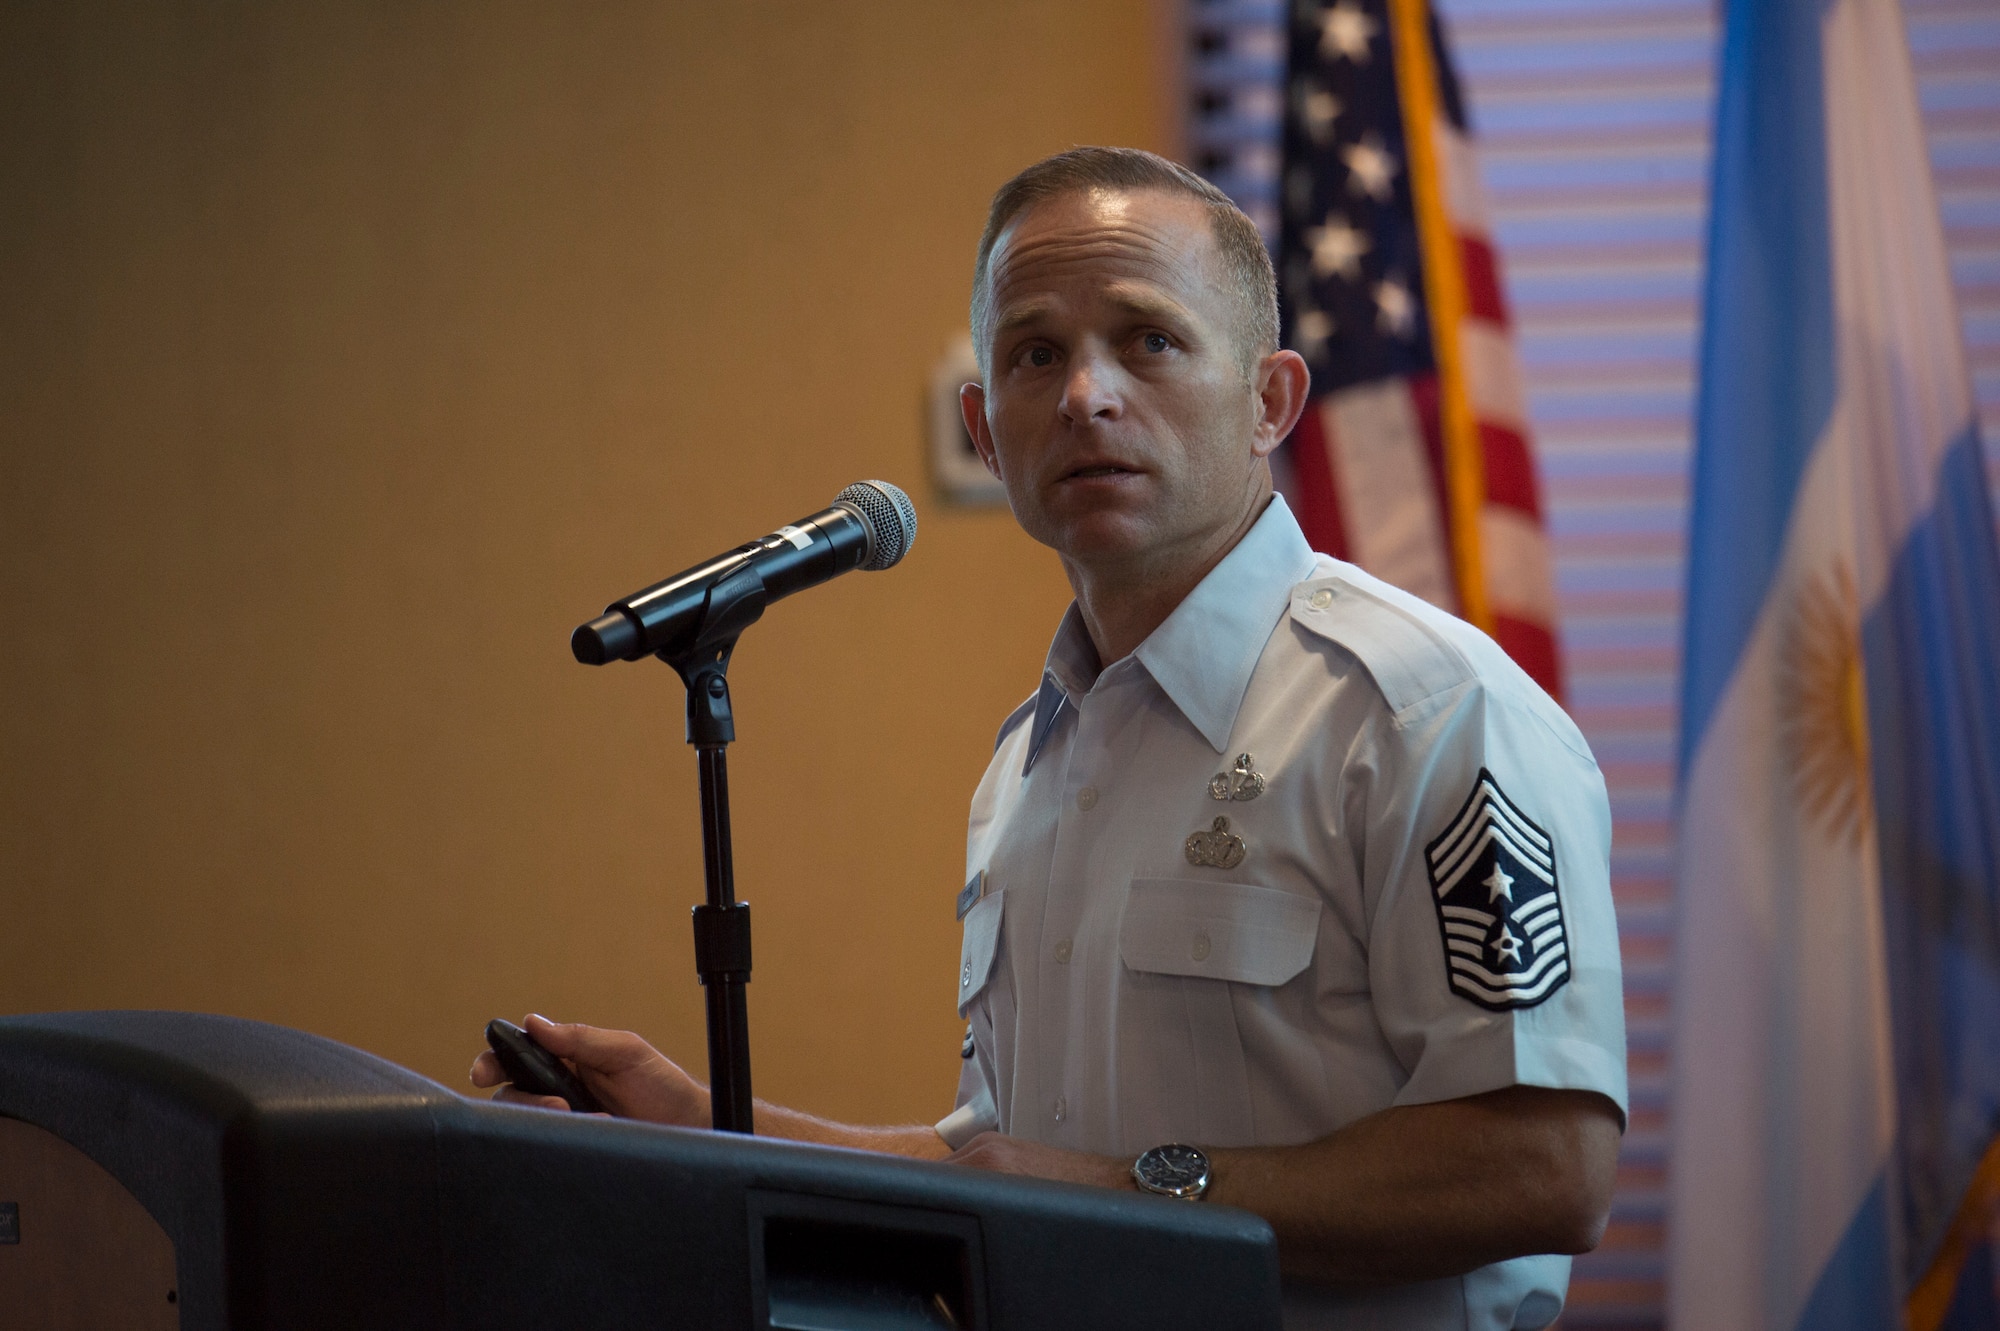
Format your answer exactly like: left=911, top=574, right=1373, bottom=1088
left=0, top=2, right=1173, bottom=1125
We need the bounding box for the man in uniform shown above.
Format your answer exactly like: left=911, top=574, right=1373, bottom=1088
left=474, top=147, right=1625, bottom=1328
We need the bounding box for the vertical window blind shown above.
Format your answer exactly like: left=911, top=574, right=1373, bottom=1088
left=1184, top=0, right=2000, bottom=1325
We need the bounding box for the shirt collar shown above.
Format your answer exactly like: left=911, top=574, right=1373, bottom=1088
left=1023, top=495, right=1318, bottom=773
left=1135, top=494, right=1319, bottom=752
left=1022, top=603, right=1093, bottom=775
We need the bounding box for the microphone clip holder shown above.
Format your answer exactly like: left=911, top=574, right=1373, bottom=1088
left=659, top=562, right=769, bottom=1135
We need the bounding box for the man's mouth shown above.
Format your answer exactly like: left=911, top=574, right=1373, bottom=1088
left=1064, top=463, right=1137, bottom=480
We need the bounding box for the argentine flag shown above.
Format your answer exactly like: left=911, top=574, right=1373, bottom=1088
left=1666, top=0, right=2000, bottom=1326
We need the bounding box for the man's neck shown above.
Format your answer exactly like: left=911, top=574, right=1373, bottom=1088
left=1062, top=485, right=1274, bottom=667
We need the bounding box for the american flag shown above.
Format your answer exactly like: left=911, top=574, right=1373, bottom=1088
left=1275, top=0, right=1561, bottom=697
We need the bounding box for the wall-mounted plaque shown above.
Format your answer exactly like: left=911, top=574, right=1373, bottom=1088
left=927, top=333, right=1007, bottom=507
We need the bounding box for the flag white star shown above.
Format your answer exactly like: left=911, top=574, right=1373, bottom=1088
left=1293, top=307, right=1335, bottom=361
left=1374, top=275, right=1416, bottom=336
left=1319, top=1, right=1377, bottom=62
left=1484, top=862, right=1515, bottom=904
left=1342, top=133, right=1397, bottom=201
left=1494, top=926, right=1524, bottom=967
left=1293, top=81, right=1343, bottom=145
left=1307, top=214, right=1370, bottom=281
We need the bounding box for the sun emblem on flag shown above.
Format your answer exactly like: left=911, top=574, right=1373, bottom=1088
left=1778, top=563, right=1872, bottom=845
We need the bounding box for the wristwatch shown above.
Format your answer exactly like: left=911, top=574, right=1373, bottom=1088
left=1131, top=1143, right=1211, bottom=1201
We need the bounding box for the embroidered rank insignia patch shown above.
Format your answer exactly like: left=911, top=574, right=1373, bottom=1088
left=1424, top=769, right=1569, bottom=1011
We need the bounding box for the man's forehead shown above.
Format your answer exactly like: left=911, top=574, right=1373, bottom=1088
left=993, top=282, right=1194, bottom=335
left=993, top=190, right=1211, bottom=270
left=986, top=188, right=1218, bottom=305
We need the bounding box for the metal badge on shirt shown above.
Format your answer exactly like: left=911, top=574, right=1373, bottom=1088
left=1208, top=753, right=1266, bottom=802
left=1423, top=768, right=1570, bottom=1012
left=1185, top=816, right=1247, bottom=870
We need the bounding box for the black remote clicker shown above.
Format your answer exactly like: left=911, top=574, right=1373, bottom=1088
left=484, top=1018, right=606, bottom=1114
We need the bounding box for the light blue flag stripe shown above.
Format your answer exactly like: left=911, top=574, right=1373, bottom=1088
left=1794, top=1174, right=1899, bottom=1330
left=1677, top=0, right=1834, bottom=775
left=1863, top=423, right=2000, bottom=1301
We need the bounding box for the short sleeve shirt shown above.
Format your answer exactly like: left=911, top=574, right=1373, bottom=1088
left=935, top=497, right=1626, bottom=1331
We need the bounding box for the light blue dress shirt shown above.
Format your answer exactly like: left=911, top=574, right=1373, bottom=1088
left=937, top=495, right=1626, bottom=1330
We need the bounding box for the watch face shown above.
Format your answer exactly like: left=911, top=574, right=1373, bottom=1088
left=1137, top=1143, right=1210, bottom=1196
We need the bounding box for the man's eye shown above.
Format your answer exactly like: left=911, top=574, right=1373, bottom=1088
left=1141, top=332, right=1172, bottom=353
left=1022, top=346, right=1056, bottom=368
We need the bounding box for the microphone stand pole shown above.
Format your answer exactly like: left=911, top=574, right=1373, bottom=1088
left=663, top=564, right=768, bottom=1134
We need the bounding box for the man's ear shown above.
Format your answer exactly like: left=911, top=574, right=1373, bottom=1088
left=961, top=381, right=1002, bottom=481
left=1250, top=349, right=1311, bottom=459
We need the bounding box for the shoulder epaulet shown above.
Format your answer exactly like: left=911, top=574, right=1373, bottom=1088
left=993, top=693, right=1037, bottom=753
left=1288, top=565, right=1480, bottom=715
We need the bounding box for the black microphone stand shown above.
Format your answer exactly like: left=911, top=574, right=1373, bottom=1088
left=660, top=562, right=768, bottom=1134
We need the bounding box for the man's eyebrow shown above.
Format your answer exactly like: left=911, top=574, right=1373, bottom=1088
left=993, top=291, right=1194, bottom=339
left=992, top=300, right=1056, bottom=339
left=1105, top=290, right=1193, bottom=325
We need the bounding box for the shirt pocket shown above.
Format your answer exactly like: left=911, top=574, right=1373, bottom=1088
left=1116, top=878, right=1322, bottom=1149
left=957, top=890, right=1004, bottom=1017
left=1119, top=878, right=1320, bottom=985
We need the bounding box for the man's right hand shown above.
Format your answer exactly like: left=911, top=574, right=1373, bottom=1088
left=471, top=1014, right=954, bottom=1162
left=469, top=1014, right=710, bottom=1127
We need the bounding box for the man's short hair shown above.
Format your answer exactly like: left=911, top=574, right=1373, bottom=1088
left=969, top=146, right=1280, bottom=377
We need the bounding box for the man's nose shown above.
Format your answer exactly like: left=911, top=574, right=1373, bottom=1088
left=1057, top=353, right=1123, bottom=424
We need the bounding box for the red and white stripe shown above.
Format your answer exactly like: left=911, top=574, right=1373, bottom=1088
left=1283, top=114, right=1562, bottom=698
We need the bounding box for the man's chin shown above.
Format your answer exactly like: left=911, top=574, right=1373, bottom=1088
left=1044, top=516, right=1160, bottom=568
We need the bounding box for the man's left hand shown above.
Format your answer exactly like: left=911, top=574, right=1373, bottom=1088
left=945, top=1131, right=1133, bottom=1191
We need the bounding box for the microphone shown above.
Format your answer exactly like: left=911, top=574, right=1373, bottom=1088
left=571, top=479, right=918, bottom=665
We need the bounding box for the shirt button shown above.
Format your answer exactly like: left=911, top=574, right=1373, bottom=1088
left=1053, top=939, right=1072, bottom=964
left=1053, top=1096, right=1067, bottom=1122
left=961, top=961, right=972, bottom=988
left=1309, top=588, right=1333, bottom=610
left=1076, top=786, right=1098, bottom=811
left=1190, top=930, right=1212, bottom=962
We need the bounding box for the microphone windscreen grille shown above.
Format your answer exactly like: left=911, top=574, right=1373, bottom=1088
left=837, top=480, right=918, bottom=571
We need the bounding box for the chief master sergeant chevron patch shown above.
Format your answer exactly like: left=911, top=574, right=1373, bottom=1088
left=1425, top=769, right=1571, bottom=1011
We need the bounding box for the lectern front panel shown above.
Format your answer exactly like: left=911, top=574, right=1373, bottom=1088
left=0, top=1115, right=181, bottom=1330
left=0, top=1012, right=1283, bottom=1330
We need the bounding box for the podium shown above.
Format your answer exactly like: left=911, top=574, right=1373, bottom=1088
left=0, top=1011, right=1280, bottom=1330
